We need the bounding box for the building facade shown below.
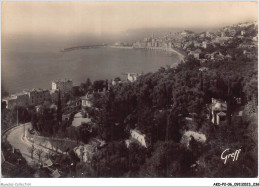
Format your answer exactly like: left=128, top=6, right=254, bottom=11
left=2, top=89, right=52, bottom=109
left=81, top=94, right=93, bottom=108
left=2, top=92, right=29, bottom=109
left=211, top=98, right=227, bottom=125
left=49, top=89, right=59, bottom=103
left=52, top=79, right=73, bottom=93
left=2, top=96, right=19, bottom=109
left=130, top=129, right=149, bottom=148
left=24, top=88, right=51, bottom=105
left=127, top=73, right=139, bottom=82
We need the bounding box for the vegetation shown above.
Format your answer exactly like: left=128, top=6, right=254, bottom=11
left=2, top=142, right=35, bottom=177
left=1, top=105, right=33, bottom=132
left=28, top=144, right=36, bottom=160
left=87, top=53, right=257, bottom=177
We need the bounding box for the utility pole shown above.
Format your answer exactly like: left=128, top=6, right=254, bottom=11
left=166, top=111, right=170, bottom=177
left=227, top=79, right=232, bottom=126
left=166, top=106, right=174, bottom=177
left=57, top=89, right=62, bottom=124
left=23, top=122, right=25, bottom=138
left=16, top=102, right=19, bottom=127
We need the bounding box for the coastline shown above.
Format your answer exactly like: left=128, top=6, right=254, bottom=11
left=133, top=46, right=186, bottom=62
left=108, top=45, right=186, bottom=65
left=164, top=47, right=186, bottom=61
left=108, top=45, right=133, bottom=49
left=60, top=45, right=186, bottom=62
left=60, top=45, right=106, bottom=52
left=60, top=45, right=133, bottom=52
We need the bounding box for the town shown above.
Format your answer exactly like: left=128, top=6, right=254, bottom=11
left=132, top=21, right=258, bottom=62
left=1, top=21, right=258, bottom=178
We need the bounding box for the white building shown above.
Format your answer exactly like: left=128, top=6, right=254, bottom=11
left=81, top=93, right=93, bottom=108
left=201, top=41, right=208, bottom=48
left=181, top=130, right=206, bottom=149
left=189, top=50, right=201, bottom=60
left=252, top=36, right=258, bottom=42
left=127, top=73, right=139, bottom=82
left=216, top=111, right=226, bottom=125
left=130, top=129, right=149, bottom=148
left=211, top=98, right=227, bottom=125
left=52, top=79, right=72, bottom=93
left=112, top=78, right=122, bottom=86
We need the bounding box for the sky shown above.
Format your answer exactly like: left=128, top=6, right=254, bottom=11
left=2, top=1, right=258, bottom=36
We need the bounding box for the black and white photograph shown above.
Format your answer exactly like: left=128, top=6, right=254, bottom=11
left=1, top=1, right=259, bottom=185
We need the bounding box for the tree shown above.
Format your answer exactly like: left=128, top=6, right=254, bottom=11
left=91, top=141, right=129, bottom=177
left=85, top=78, right=92, bottom=90
left=27, top=144, right=36, bottom=160
left=2, top=101, right=7, bottom=110
left=93, top=80, right=105, bottom=91
left=35, top=149, right=44, bottom=162
left=71, top=86, right=84, bottom=97
left=57, top=90, right=62, bottom=123
left=114, top=77, right=121, bottom=82
left=139, top=141, right=194, bottom=177
left=75, top=162, right=95, bottom=177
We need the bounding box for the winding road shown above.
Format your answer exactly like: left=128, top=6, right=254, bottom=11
left=6, top=123, right=54, bottom=166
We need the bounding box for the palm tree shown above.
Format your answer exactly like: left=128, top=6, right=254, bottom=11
left=28, top=144, right=36, bottom=160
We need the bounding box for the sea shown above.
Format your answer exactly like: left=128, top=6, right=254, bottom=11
left=2, top=38, right=181, bottom=94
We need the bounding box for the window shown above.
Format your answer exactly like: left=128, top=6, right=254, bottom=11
left=219, top=116, right=225, bottom=121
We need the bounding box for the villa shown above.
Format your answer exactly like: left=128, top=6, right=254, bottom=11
left=126, top=129, right=149, bottom=148
left=211, top=98, right=227, bottom=125
left=127, top=73, right=139, bottom=82
left=81, top=93, right=93, bottom=108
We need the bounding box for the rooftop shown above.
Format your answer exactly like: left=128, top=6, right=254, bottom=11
left=51, top=169, right=61, bottom=178
left=182, top=130, right=207, bottom=145
left=72, top=112, right=91, bottom=127
left=24, top=88, right=48, bottom=93
left=43, top=159, right=53, bottom=168
left=130, top=129, right=146, bottom=137
left=14, top=92, right=28, bottom=96
left=49, top=89, right=59, bottom=94
left=212, top=102, right=227, bottom=111
left=52, top=79, right=72, bottom=83
left=2, top=95, right=17, bottom=101
left=217, top=111, right=226, bottom=116
left=81, top=93, right=93, bottom=100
